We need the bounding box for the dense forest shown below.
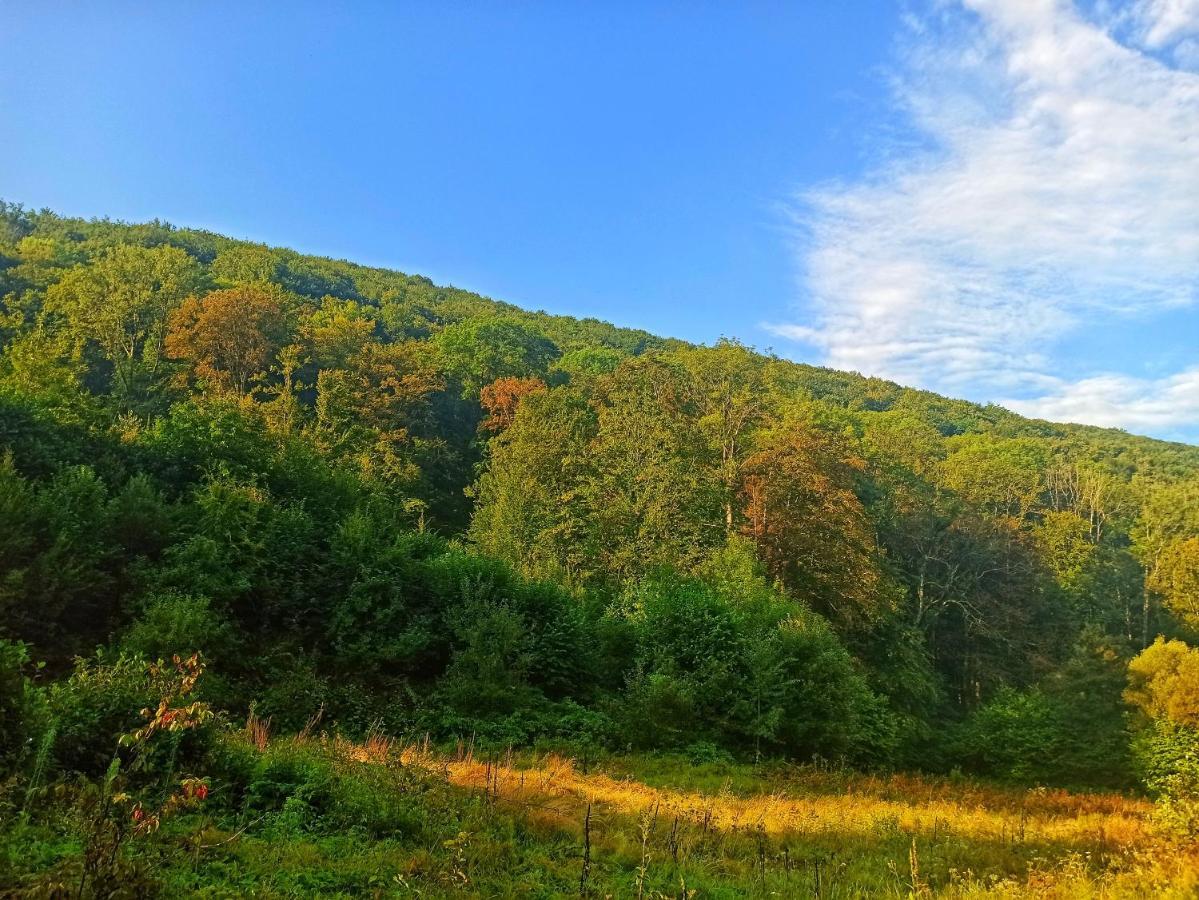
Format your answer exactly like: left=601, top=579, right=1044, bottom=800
left=2, top=202, right=1199, bottom=895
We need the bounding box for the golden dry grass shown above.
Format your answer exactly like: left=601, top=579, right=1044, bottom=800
left=325, top=737, right=1197, bottom=897
left=381, top=745, right=1149, bottom=851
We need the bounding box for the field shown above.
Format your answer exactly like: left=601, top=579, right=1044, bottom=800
left=6, top=730, right=1193, bottom=899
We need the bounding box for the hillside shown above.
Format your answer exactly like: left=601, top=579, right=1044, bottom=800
left=5, top=202, right=1195, bottom=463
left=2, top=203, right=1199, bottom=896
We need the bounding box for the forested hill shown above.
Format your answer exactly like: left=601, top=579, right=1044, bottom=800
left=4, top=202, right=1194, bottom=465
left=3, top=201, right=1199, bottom=789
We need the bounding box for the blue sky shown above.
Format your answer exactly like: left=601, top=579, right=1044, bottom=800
left=2, top=2, right=1197, bottom=441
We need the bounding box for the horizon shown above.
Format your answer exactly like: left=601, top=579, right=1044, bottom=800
left=2, top=1, right=1196, bottom=442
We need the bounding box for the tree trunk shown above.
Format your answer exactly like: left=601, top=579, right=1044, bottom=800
left=1142, top=584, right=1151, bottom=650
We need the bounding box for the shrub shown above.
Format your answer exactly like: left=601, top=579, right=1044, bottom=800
left=1127, top=637, right=1199, bottom=728
left=685, top=740, right=734, bottom=766
left=1127, top=640, right=1199, bottom=838
left=48, top=653, right=158, bottom=776
left=953, top=638, right=1132, bottom=788
left=424, top=697, right=617, bottom=753
left=235, top=740, right=425, bottom=838
left=254, top=653, right=330, bottom=733
left=952, top=687, right=1061, bottom=783
left=121, top=593, right=237, bottom=665
left=0, top=639, right=46, bottom=774
left=242, top=741, right=337, bottom=825
left=753, top=612, right=898, bottom=764
left=1133, top=720, right=1199, bottom=839
left=48, top=652, right=216, bottom=779
left=614, top=572, right=896, bottom=763
left=619, top=671, right=699, bottom=750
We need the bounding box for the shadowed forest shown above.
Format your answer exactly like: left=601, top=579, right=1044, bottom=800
left=2, top=203, right=1199, bottom=896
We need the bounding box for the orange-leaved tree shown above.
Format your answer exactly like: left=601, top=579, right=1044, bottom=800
left=739, top=422, right=886, bottom=628
left=166, top=284, right=289, bottom=396
left=479, top=376, right=547, bottom=432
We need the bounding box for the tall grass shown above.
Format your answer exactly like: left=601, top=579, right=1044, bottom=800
left=5, top=730, right=1192, bottom=897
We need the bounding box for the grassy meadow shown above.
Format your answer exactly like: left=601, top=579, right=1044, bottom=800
left=4, top=725, right=1194, bottom=898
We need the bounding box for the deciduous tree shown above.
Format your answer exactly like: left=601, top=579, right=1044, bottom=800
left=46, top=244, right=203, bottom=405
left=165, top=284, right=288, bottom=396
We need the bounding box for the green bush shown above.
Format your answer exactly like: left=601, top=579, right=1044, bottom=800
left=242, top=741, right=337, bottom=824
left=424, top=697, right=617, bottom=753
left=1132, top=720, right=1199, bottom=839
left=47, top=653, right=155, bottom=775
left=685, top=740, right=734, bottom=766
left=430, top=550, right=596, bottom=721
left=613, top=572, right=895, bottom=763
left=952, top=687, right=1061, bottom=783
left=619, top=671, right=699, bottom=749
left=953, top=638, right=1132, bottom=788
left=751, top=612, right=898, bottom=765
left=253, top=653, right=331, bottom=733
left=232, top=739, right=425, bottom=839
left=0, top=639, right=46, bottom=774
left=203, top=729, right=262, bottom=808
left=47, top=652, right=216, bottom=779
left=121, top=593, right=237, bottom=665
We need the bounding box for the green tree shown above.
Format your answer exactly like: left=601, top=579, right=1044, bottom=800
left=209, top=244, right=283, bottom=286
left=674, top=340, right=772, bottom=531
left=1133, top=478, right=1199, bottom=645
left=940, top=436, right=1047, bottom=521
left=1151, top=537, right=1199, bottom=632
left=46, top=244, right=204, bottom=406
left=434, top=317, right=559, bottom=397
left=304, top=297, right=376, bottom=370
left=469, top=388, right=597, bottom=581
left=583, top=356, right=723, bottom=580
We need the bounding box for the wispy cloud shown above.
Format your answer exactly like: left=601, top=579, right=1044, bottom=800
left=1113, top=0, right=1199, bottom=64
left=771, top=0, right=1199, bottom=437
left=1007, top=366, right=1199, bottom=433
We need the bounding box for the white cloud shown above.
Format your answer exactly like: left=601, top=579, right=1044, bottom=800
left=1006, top=367, right=1199, bottom=432
left=773, top=0, right=1199, bottom=435
left=1128, top=0, right=1199, bottom=50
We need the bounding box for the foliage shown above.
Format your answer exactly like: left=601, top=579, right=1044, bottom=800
left=121, top=593, right=238, bottom=667
left=434, top=316, right=559, bottom=398
left=0, top=639, right=45, bottom=774
left=1125, top=637, right=1199, bottom=728
left=165, top=283, right=289, bottom=396
left=612, top=569, right=894, bottom=763
left=44, top=243, right=204, bottom=408
left=1126, top=639, right=1199, bottom=838
left=70, top=654, right=213, bottom=898
left=1149, top=536, right=1199, bottom=632
left=2, top=205, right=1199, bottom=892
left=478, top=375, right=546, bottom=432
left=952, top=637, right=1132, bottom=788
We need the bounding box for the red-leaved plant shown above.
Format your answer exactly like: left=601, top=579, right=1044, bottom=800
left=76, top=653, right=213, bottom=897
